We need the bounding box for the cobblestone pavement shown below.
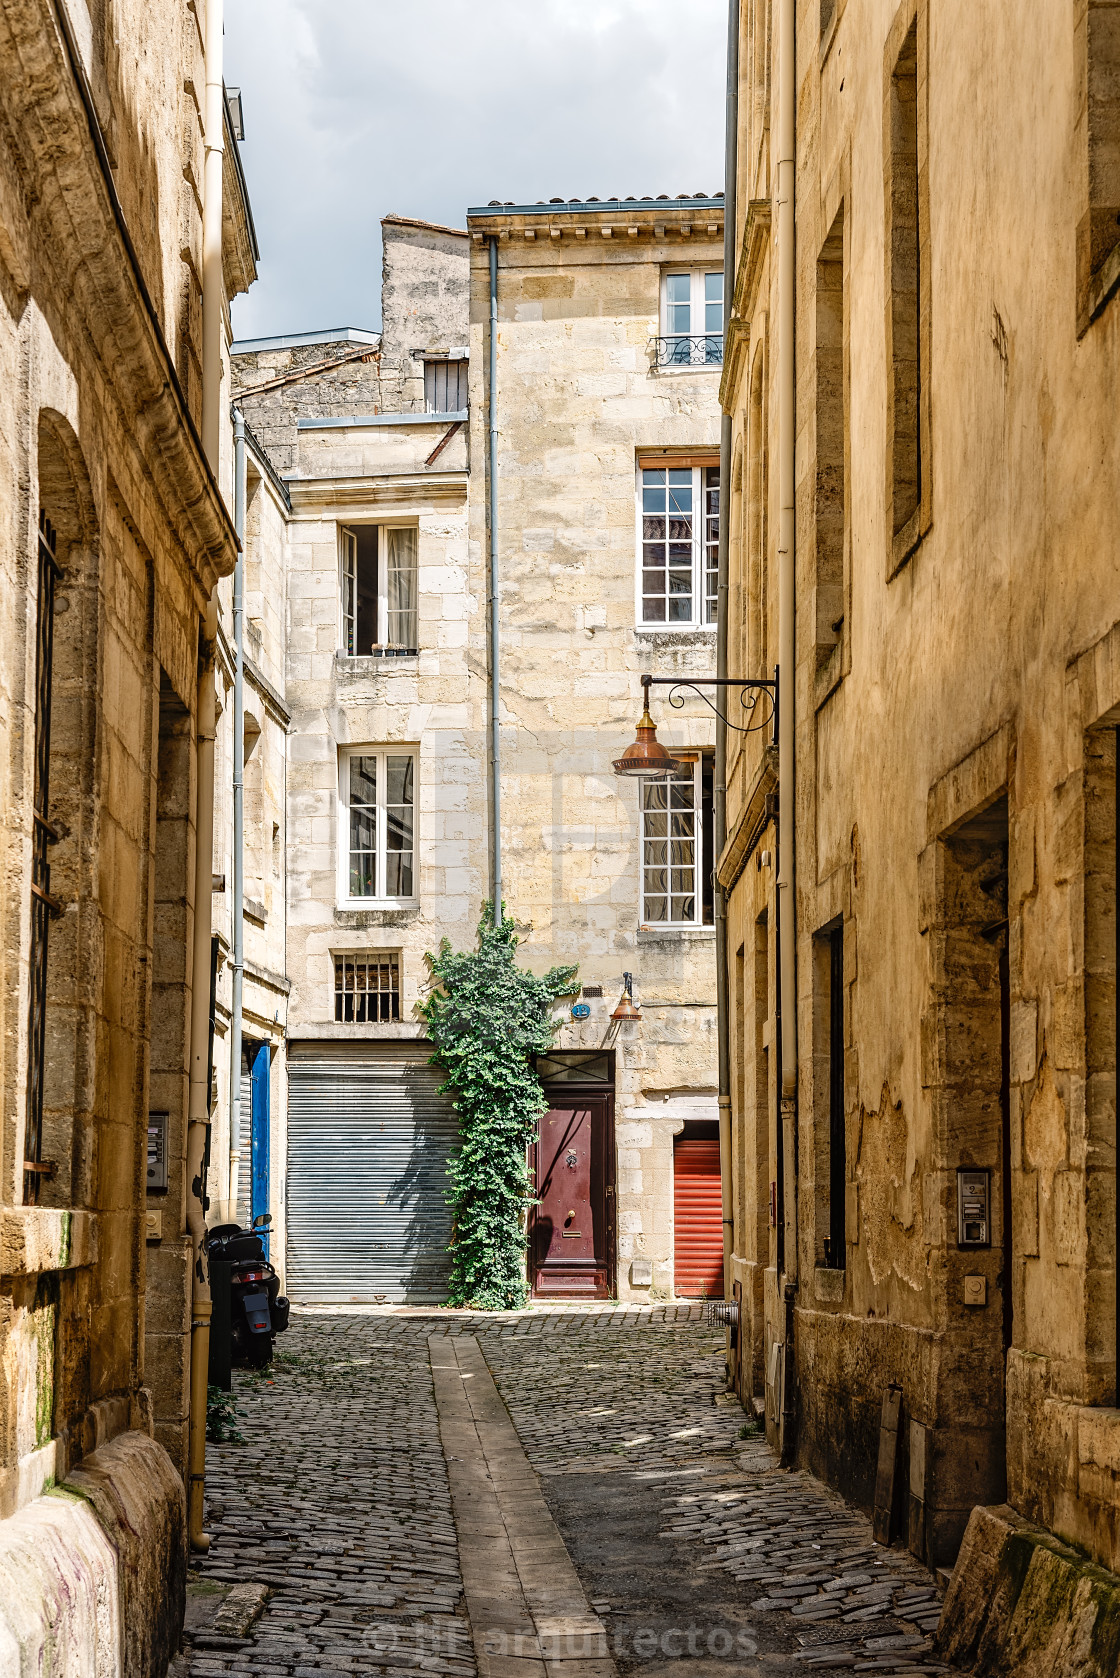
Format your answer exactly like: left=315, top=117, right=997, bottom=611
left=181, top=1305, right=957, bottom=1677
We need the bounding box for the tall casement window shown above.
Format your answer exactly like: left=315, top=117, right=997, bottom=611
left=815, top=205, right=848, bottom=684
left=1077, top=2, right=1120, bottom=328
left=334, top=952, right=401, bottom=1022
left=640, top=755, right=714, bottom=928
left=814, top=923, right=846, bottom=1268
left=639, top=464, right=719, bottom=626
left=340, top=525, right=418, bottom=656
left=25, top=511, right=61, bottom=1204
left=657, top=271, right=724, bottom=366
left=340, top=750, right=415, bottom=904
left=884, top=1, right=930, bottom=572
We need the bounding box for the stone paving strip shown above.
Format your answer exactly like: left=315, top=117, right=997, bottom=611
left=182, top=1314, right=476, bottom=1677
left=179, top=1306, right=961, bottom=1678
left=430, top=1334, right=616, bottom=1678
left=481, top=1316, right=955, bottom=1677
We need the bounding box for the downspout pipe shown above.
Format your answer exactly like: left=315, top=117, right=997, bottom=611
left=187, top=0, right=225, bottom=1554
left=201, top=0, right=225, bottom=470
left=186, top=610, right=215, bottom=1556
left=488, top=236, right=503, bottom=928
left=776, top=0, right=799, bottom=1463
left=229, top=410, right=246, bottom=1219
left=715, top=0, right=740, bottom=1301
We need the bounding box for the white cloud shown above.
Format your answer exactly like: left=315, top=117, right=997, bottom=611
left=226, top=0, right=726, bottom=338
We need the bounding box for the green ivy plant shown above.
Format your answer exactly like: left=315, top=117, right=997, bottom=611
left=421, top=907, right=578, bottom=1310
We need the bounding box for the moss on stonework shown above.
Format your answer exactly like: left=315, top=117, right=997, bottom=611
left=983, top=1526, right=1120, bottom=1678
left=1087, top=1578, right=1120, bottom=1672
left=30, top=1286, right=57, bottom=1450
left=57, top=1210, right=71, bottom=1269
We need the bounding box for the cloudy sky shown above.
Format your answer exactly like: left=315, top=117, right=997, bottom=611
left=225, top=0, right=727, bottom=342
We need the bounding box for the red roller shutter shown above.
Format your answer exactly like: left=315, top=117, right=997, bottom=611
left=673, top=1136, right=724, bottom=1299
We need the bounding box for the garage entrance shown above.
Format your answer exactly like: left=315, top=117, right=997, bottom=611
left=286, top=1042, right=459, bottom=1302
left=673, top=1123, right=724, bottom=1298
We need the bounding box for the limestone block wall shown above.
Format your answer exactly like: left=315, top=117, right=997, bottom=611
left=722, top=0, right=1120, bottom=1580
left=232, top=214, right=469, bottom=472
left=206, top=455, right=291, bottom=1244
left=282, top=462, right=484, bottom=1042
left=466, top=202, right=726, bottom=1300
left=0, top=0, right=244, bottom=1657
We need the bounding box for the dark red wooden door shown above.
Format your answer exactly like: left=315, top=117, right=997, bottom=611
left=674, top=1135, right=724, bottom=1298
left=530, top=1096, right=612, bottom=1298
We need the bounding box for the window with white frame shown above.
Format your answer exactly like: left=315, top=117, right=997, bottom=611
left=639, top=463, right=720, bottom=626
left=424, top=359, right=468, bottom=413
left=340, top=750, right=415, bottom=902
left=640, top=755, right=715, bottom=927
left=334, top=952, right=400, bottom=1021
left=340, top=525, right=419, bottom=656
left=658, top=271, right=724, bottom=366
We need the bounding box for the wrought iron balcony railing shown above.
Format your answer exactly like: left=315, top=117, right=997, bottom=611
left=651, top=333, right=724, bottom=369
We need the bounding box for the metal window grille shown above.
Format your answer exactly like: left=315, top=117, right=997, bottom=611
left=25, top=510, right=61, bottom=1204
left=334, top=954, right=400, bottom=1022
left=424, top=360, right=468, bottom=414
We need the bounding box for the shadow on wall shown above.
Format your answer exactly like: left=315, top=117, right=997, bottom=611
left=382, top=1060, right=459, bottom=1303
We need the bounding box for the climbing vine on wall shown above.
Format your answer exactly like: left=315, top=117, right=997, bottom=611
left=421, top=908, right=579, bottom=1310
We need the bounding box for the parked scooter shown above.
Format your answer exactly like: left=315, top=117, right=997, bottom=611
left=207, top=1213, right=290, bottom=1368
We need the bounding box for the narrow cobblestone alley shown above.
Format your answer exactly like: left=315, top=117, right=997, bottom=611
left=180, top=1309, right=958, bottom=1678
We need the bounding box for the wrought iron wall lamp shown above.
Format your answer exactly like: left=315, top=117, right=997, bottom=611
left=612, top=671, right=778, bottom=778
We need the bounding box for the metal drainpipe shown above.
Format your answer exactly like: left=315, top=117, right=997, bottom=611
left=488, top=236, right=503, bottom=928
left=229, top=410, right=246, bottom=1219
left=715, top=0, right=740, bottom=1305
left=776, top=0, right=800, bottom=1463
left=186, top=0, right=225, bottom=1554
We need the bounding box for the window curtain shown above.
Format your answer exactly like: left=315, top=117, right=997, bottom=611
left=385, top=527, right=418, bottom=649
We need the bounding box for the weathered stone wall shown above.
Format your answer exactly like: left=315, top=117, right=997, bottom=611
left=205, top=453, right=291, bottom=1255
left=231, top=225, right=474, bottom=1293
left=466, top=202, right=725, bottom=1299
left=0, top=0, right=247, bottom=1665
left=231, top=214, right=470, bottom=474
left=722, top=0, right=1120, bottom=1615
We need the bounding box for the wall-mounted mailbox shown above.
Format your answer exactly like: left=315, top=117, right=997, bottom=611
left=957, top=1167, right=990, bottom=1247
left=147, top=1112, right=168, bottom=1194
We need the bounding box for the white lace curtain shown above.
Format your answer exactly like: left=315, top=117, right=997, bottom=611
left=385, top=527, right=418, bottom=649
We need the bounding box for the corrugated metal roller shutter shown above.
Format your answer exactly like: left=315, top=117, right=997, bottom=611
left=673, top=1136, right=724, bottom=1299
left=286, top=1043, right=459, bottom=1303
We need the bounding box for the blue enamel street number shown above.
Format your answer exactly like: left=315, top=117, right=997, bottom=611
left=571, top=1003, right=591, bottom=1020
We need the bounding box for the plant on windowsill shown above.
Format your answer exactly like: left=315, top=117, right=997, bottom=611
left=421, top=905, right=579, bottom=1311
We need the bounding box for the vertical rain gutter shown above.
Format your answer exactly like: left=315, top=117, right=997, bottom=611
left=488, top=236, right=503, bottom=927
left=715, top=0, right=740, bottom=1297
left=776, top=0, right=800, bottom=1461
left=186, top=0, right=225, bottom=1554
left=229, top=411, right=246, bottom=1216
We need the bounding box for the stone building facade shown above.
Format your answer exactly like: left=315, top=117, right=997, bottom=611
left=720, top=0, right=1120, bottom=1654
left=227, top=203, right=731, bottom=1306
left=0, top=0, right=252, bottom=1668
left=466, top=197, right=726, bottom=1302
left=230, top=215, right=479, bottom=1299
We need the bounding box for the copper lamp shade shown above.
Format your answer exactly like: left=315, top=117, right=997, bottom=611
left=612, top=699, right=682, bottom=778
left=610, top=970, right=641, bottom=1022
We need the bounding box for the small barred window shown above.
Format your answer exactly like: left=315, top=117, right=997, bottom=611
left=334, top=953, right=400, bottom=1022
